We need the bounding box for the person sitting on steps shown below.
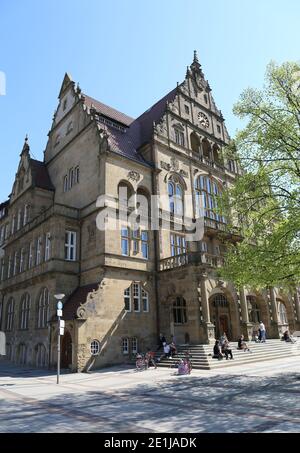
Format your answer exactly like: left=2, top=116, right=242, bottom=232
left=212, top=340, right=224, bottom=360
left=282, top=330, right=296, bottom=343
left=222, top=339, right=234, bottom=360
left=238, top=335, right=252, bottom=352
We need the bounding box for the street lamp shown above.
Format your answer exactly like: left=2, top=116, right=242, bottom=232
left=54, top=293, right=65, bottom=384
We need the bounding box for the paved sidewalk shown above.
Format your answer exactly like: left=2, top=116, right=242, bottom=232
left=0, top=356, right=300, bottom=433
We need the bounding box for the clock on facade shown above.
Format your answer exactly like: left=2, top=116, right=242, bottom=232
left=198, top=112, right=209, bottom=128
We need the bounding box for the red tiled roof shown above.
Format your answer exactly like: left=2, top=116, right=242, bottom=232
left=30, top=159, right=55, bottom=191
left=62, top=283, right=99, bottom=320
left=83, top=94, right=134, bottom=127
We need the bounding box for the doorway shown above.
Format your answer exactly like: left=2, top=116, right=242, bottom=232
left=61, top=331, right=72, bottom=369
left=210, top=294, right=232, bottom=340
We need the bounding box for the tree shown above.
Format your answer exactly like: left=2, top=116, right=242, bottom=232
left=220, top=61, right=300, bottom=290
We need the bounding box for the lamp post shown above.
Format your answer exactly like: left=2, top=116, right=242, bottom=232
left=54, top=294, right=65, bottom=384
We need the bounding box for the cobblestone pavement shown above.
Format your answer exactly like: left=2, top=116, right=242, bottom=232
left=0, top=356, right=300, bottom=433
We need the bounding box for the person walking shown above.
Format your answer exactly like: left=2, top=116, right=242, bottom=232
left=259, top=321, right=266, bottom=343
left=157, top=333, right=166, bottom=351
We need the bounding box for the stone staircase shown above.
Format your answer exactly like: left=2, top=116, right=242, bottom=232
left=155, top=339, right=300, bottom=370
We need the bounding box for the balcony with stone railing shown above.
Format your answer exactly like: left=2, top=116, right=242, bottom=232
left=159, top=251, right=225, bottom=271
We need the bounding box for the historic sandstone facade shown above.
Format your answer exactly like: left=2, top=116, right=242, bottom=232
left=1, top=52, right=299, bottom=371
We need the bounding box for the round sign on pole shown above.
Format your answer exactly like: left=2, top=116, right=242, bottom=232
left=57, top=301, right=63, bottom=310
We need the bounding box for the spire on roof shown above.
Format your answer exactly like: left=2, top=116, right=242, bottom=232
left=190, top=50, right=204, bottom=77
left=20, top=134, right=30, bottom=156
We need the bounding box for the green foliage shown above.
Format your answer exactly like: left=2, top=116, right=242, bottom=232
left=220, top=61, right=300, bottom=290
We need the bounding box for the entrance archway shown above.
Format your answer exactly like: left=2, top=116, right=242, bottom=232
left=210, top=294, right=233, bottom=340
left=61, top=331, right=72, bottom=369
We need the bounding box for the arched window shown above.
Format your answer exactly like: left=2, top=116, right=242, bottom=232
left=18, top=343, right=27, bottom=365
left=212, top=294, right=228, bottom=307
left=212, top=144, right=222, bottom=165
left=37, top=288, right=49, bottom=329
left=278, top=301, right=288, bottom=324
left=194, top=175, right=224, bottom=222
left=6, top=298, right=14, bottom=331
left=190, top=132, right=201, bottom=153
left=202, top=139, right=211, bottom=159
left=168, top=176, right=183, bottom=215
left=173, top=296, right=187, bottom=324
left=63, top=175, right=68, bottom=193
left=36, top=343, right=47, bottom=367
left=20, top=293, right=31, bottom=330
left=118, top=181, right=134, bottom=210
left=247, top=296, right=260, bottom=323
left=136, top=187, right=151, bottom=219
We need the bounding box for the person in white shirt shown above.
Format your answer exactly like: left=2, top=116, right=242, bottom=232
left=259, top=321, right=266, bottom=342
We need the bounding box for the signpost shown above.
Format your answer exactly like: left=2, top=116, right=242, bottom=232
left=54, top=294, right=65, bottom=385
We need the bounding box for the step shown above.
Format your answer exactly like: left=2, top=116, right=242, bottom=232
left=156, top=340, right=300, bottom=370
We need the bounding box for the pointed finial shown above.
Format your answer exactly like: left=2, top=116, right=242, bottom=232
left=21, top=134, right=30, bottom=156
left=193, top=50, right=199, bottom=64
left=190, top=50, right=204, bottom=77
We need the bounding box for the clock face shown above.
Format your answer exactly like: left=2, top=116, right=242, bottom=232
left=198, top=112, right=209, bottom=128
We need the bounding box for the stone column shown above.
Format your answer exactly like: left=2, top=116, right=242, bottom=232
left=269, top=287, right=280, bottom=338
left=294, top=291, right=300, bottom=325
left=199, top=274, right=215, bottom=343
left=239, top=287, right=253, bottom=341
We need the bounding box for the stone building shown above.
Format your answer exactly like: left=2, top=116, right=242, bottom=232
left=0, top=52, right=299, bottom=371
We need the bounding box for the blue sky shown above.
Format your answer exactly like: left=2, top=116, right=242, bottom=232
left=0, top=0, right=299, bottom=202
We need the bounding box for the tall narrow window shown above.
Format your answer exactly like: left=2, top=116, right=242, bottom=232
left=19, top=248, right=25, bottom=273
left=23, top=204, right=29, bottom=225
left=37, top=288, right=49, bottom=329
left=131, top=337, right=138, bottom=354
left=63, top=175, right=68, bottom=193
left=68, top=168, right=74, bottom=190
left=0, top=259, right=4, bottom=281
left=20, top=293, right=30, bottom=330
left=142, top=288, right=149, bottom=312
left=65, top=231, right=77, bottom=261
left=13, top=251, right=19, bottom=276
left=45, top=233, right=51, bottom=261
left=122, top=338, right=129, bottom=355
left=278, top=301, right=288, bottom=324
left=173, top=297, right=187, bottom=324
left=28, top=242, right=33, bottom=269
left=11, top=215, right=16, bottom=235
left=17, top=208, right=23, bottom=230
left=168, top=177, right=183, bottom=215
left=124, top=287, right=131, bottom=312
left=121, top=227, right=129, bottom=256
left=174, top=128, right=185, bottom=146
left=7, top=255, right=12, bottom=278
left=141, top=231, right=149, bottom=259
left=133, top=283, right=140, bottom=312
left=6, top=298, right=15, bottom=331
left=36, top=237, right=42, bottom=265
left=75, top=166, right=80, bottom=184
left=132, top=230, right=139, bottom=254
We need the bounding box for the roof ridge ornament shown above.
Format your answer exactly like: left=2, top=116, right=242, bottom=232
left=20, top=134, right=30, bottom=156
left=190, top=49, right=204, bottom=78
